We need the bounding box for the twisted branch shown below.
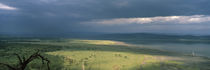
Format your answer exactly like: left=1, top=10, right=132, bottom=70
left=0, top=50, right=50, bottom=70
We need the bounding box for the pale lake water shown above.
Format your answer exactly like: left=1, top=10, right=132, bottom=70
left=136, top=43, right=210, bottom=57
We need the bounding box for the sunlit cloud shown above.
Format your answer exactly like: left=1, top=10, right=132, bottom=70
left=85, top=15, right=210, bottom=25
left=0, top=3, right=17, bottom=10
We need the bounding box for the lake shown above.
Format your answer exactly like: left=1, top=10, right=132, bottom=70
left=137, top=43, right=210, bottom=57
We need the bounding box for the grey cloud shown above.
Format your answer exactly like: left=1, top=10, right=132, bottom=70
left=84, top=15, right=210, bottom=25
left=0, top=0, right=210, bottom=35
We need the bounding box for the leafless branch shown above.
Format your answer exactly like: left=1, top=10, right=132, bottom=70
left=0, top=50, right=50, bottom=70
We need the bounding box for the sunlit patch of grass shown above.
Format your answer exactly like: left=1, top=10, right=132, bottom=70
left=165, top=60, right=183, bottom=65
left=9, top=39, right=132, bottom=46
left=70, top=40, right=130, bottom=46
left=46, top=51, right=191, bottom=70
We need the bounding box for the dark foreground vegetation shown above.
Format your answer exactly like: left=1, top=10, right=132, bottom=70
left=0, top=50, right=50, bottom=70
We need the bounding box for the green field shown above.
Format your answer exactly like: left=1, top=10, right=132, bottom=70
left=0, top=38, right=210, bottom=70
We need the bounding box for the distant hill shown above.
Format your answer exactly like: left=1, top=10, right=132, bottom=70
left=1, top=33, right=210, bottom=44
left=94, top=33, right=210, bottom=44
left=0, top=32, right=103, bottom=39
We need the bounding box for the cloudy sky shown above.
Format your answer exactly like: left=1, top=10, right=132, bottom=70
left=0, top=0, right=210, bottom=35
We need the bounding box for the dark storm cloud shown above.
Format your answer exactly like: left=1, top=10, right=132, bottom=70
left=0, top=0, right=210, bottom=35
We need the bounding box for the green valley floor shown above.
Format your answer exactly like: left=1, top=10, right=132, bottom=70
left=0, top=38, right=210, bottom=70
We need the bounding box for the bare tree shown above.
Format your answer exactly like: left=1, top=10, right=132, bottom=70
left=0, top=50, right=50, bottom=70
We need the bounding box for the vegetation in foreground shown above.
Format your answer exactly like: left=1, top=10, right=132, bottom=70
left=0, top=38, right=210, bottom=70
left=0, top=50, right=50, bottom=70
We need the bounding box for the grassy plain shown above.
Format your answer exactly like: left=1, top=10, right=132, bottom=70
left=0, top=38, right=210, bottom=70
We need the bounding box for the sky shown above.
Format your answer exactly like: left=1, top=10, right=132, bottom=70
left=0, top=0, right=210, bottom=35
